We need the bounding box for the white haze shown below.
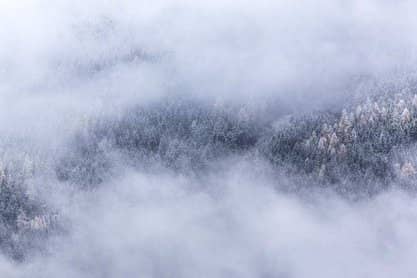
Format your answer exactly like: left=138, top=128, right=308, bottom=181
left=1, top=0, right=417, bottom=277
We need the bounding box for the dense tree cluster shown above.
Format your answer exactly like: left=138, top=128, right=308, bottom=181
left=6, top=91, right=417, bottom=259
left=263, top=91, right=417, bottom=187
left=0, top=154, right=59, bottom=260
left=56, top=92, right=417, bottom=192
left=56, top=98, right=263, bottom=187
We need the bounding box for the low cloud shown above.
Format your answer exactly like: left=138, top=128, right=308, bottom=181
left=1, top=0, right=417, bottom=277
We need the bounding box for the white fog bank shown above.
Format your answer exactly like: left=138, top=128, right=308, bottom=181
left=1, top=1, right=417, bottom=277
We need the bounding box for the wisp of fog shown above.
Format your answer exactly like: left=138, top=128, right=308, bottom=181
left=1, top=1, right=417, bottom=277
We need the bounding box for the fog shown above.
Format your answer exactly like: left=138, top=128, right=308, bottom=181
left=2, top=0, right=417, bottom=277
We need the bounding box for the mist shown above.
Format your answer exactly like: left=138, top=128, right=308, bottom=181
left=2, top=0, right=417, bottom=277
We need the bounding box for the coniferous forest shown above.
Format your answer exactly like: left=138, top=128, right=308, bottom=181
left=2, top=1, right=417, bottom=277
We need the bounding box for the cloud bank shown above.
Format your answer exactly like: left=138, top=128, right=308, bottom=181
left=1, top=0, right=417, bottom=277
